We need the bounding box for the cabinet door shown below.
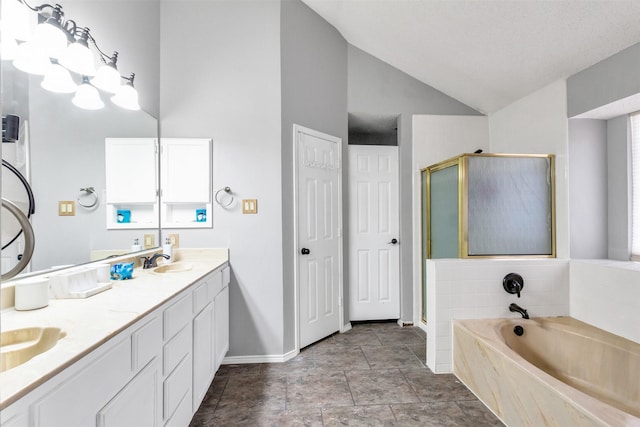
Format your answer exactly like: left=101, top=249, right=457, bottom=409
left=105, top=138, right=158, bottom=203
left=161, top=138, right=211, bottom=203
left=97, top=359, right=161, bottom=427
left=214, top=285, right=229, bottom=371
left=192, top=301, right=215, bottom=412
left=32, top=338, right=131, bottom=426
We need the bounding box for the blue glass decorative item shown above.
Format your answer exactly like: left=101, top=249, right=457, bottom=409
left=110, top=262, right=134, bottom=280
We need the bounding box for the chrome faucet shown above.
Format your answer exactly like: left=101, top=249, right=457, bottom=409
left=509, top=303, right=529, bottom=319
left=142, top=253, right=170, bottom=269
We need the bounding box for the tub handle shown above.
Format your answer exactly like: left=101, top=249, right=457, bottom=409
left=503, top=273, right=524, bottom=298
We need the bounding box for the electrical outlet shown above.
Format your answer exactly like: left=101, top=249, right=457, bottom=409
left=168, top=234, right=179, bottom=248
left=58, top=201, right=75, bottom=216
left=143, top=234, right=155, bottom=249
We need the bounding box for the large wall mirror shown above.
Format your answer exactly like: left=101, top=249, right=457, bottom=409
left=1, top=0, right=160, bottom=279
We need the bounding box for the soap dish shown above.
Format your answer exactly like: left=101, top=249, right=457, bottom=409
left=64, top=282, right=113, bottom=299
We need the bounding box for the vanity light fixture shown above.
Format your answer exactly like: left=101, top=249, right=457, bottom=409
left=72, top=76, right=104, bottom=110
left=40, top=59, right=77, bottom=93
left=111, top=73, right=140, bottom=111
left=28, top=3, right=67, bottom=59
left=59, top=27, right=96, bottom=76
left=3, top=0, right=140, bottom=111
left=11, top=38, right=50, bottom=74
left=91, top=52, right=121, bottom=93
left=0, top=0, right=33, bottom=43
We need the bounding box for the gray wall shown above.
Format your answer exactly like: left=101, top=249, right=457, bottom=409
left=160, top=0, right=285, bottom=357
left=347, top=45, right=481, bottom=323
left=567, top=42, right=640, bottom=118
left=607, top=116, right=631, bottom=260
left=568, top=119, right=608, bottom=259
left=566, top=42, right=640, bottom=261
left=280, top=0, right=348, bottom=351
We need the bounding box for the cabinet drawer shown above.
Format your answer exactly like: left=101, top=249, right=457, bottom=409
left=163, top=292, right=193, bottom=340
left=163, top=355, right=192, bottom=421
left=207, top=270, right=223, bottom=300
left=192, top=280, right=210, bottom=315
left=131, top=315, right=162, bottom=372
left=163, top=323, right=191, bottom=377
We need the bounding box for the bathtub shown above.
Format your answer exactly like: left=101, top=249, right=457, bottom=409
left=453, top=317, right=640, bottom=427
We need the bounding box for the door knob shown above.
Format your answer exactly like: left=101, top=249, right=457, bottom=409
left=388, top=238, right=398, bottom=245
left=301, top=248, right=310, bottom=255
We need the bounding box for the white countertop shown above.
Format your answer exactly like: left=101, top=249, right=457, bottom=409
left=0, top=248, right=229, bottom=409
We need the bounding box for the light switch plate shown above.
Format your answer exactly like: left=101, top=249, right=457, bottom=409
left=58, top=201, right=75, bottom=216
left=168, top=233, right=179, bottom=248
left=143, top=234, right=155, bottom=249
left=242, top=199, right=257, bottom=214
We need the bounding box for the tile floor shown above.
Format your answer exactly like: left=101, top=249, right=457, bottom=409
left=189, top=321, right=503, bottom=426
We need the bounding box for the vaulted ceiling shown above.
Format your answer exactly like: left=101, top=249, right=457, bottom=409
left=301, top=0, right=640, bottom=114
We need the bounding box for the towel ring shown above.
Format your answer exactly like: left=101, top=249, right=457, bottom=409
left=214, top=186, right=234, bottom=207
left=78, top=187, right=99, bottom=208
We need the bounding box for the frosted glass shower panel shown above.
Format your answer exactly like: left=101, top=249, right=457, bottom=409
left=429, top=163, right=459, bottom=258
left=467, top=156, right=552, bottom=255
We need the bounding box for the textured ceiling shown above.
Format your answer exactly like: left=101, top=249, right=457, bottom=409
left=301, top=0, right=640, bottom=114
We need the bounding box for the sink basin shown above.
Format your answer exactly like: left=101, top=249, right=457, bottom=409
left=1, top=327, right=67, bottom=372
left=151, top=262, right=193, bottom=274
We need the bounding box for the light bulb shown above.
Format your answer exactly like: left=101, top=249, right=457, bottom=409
left=111, top=82, right=140, bottom=111
left=12, top=40, right=50, bottom=75
left=91, top=63, right=120, bottom=93
left=30, top=20, right=68, bottom=59
left=72, top=77, right=104, bottom=110
left=60, top=42, right=95, bottom=76
left=60, top=28, right=96, bottom=76
left=41, top=62, right=78, bottom=93
left=1, top=0, right=34, bottom=42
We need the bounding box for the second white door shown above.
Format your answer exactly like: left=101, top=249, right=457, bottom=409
left=348, top=145, right=400, bottom=320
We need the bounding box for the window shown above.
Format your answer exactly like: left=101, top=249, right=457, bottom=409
left=631, top=112, right=640, bottom=261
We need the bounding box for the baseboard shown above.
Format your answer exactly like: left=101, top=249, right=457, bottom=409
left=221, top=348, right=298, bottom=365
left=221, top=324, right=358, bottom=365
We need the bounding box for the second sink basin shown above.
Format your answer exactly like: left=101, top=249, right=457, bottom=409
left=1, top=327, right=67, bottom=372
left=151, top=262, right=193, bottom=274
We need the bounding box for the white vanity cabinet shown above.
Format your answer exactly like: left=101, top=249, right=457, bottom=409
left=214, top=267, right=230, bottom=371
left=5, top=314, right=163, bottom=427
left=160, top=138, right=212, bottom=229
left=1, top=263, right=230, bottom=427
left=191, top=266, right=230, bottom=412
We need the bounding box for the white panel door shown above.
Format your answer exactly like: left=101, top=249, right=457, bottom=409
left=296, top=125, right=342, bottom=349
left=348, top=145, right=400, bottom=320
